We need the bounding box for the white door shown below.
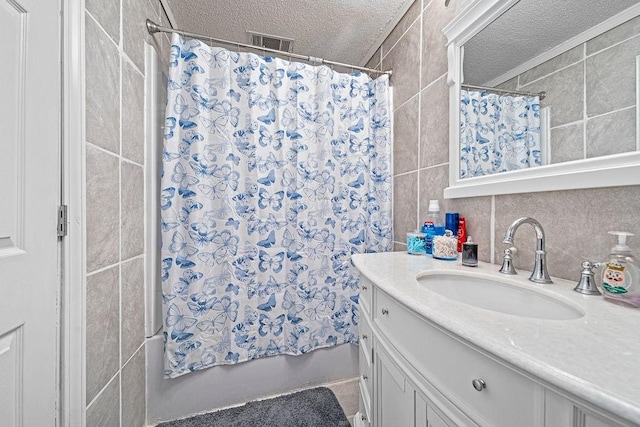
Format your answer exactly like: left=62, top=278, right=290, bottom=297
left=0, top=0, right=61, bottom=425
left=376, top=348, right=415, bottom=427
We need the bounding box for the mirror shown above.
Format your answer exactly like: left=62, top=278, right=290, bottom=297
left=443, top=0, right=640, bottom=198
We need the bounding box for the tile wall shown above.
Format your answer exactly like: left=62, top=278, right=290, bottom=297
left=367, top=0, right=640, bottom=282
left=84, top=0, right=168, bottom=425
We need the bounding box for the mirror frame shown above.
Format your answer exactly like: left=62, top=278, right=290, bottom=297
left=442, top=0, right=640, bottom=199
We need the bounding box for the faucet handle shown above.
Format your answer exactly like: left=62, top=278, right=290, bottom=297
left=573, top=261, right=602, bottom=295
left=498, top=247, right=518, bottom=275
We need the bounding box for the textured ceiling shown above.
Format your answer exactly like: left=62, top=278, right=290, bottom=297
left=464, top=0, right=639, bottom=85
left=164, top=0, right=415, bottom=67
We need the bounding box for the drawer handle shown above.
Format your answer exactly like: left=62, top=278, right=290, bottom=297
left=381, top=308, right=389, bottom=315
left=361, top=334, right=368, bottom=340
left=362, top=374, right=368, bottom=380
left=472, top=379, right=486, bottom=392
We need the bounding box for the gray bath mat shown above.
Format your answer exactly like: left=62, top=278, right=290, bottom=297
left=157, top=386, right=351, bottom=427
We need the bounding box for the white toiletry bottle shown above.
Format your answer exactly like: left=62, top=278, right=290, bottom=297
left=423, top=200, right=444, bottom=255
left=601, top=231, right=640, bottom=308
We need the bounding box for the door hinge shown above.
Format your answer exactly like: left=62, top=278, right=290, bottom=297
left=57, top=205, right=68, bottom=237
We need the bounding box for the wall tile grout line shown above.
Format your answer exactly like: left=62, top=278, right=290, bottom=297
left=381, top=10, right=423, bottom=63
left=490, top=195, right=496, bottom=264
left=393, top=91, right=420, bottom=113
left=416, top=3, right=424, bottom=232
left=585, top=32, right=640, bottom=59
left=86, top=370, right=120, bottom=410
left=84, top=132, right=145, bottom=169
left=118, top=1, right=125, bottom=422
left=85, top=11, right=118, bottom=49
left=391, top=70, right=451, bottom=115
left=86, top=254, right=145, bottom=278
left=549, top=112, right=612, bottom=132
left=582, top=42, right=588, bottom=160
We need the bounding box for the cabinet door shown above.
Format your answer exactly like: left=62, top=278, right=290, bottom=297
left=415, top=391, right=428, bottom=427
left=427, top=404, right=454, bottom=427
left=416, top=389, right=456, bottom=427
left=358, top=382, right=372, bottom=427
left=545, top=389, right=626, bottom=427
left=377, top=347, right=414, bottom=427
left=377, top=346, right=456, bottom=427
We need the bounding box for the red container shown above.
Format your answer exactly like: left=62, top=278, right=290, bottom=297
left=457, top=217, right=467, bottom=252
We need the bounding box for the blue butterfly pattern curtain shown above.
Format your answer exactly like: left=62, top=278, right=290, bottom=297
left=459, top=90, right=541, bottom=179
left=161, top=34, right=392, bottom=378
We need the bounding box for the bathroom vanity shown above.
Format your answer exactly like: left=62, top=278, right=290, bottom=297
left=353, top=252, right=640, bottom=427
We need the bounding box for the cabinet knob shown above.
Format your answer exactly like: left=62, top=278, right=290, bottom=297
left=361, top=334, right=368, bottom=340
left=472, top=379, right=486, bottom=391
left=362, top=374, right=368, bottom=380
left=361, top=414, right=367, bottom=421
left=381, top=308, right=389, bottom=315
left=362, top=284, right=368, bottom=290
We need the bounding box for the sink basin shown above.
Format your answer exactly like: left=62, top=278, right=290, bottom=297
left=416, top=271, right=584, bottom=320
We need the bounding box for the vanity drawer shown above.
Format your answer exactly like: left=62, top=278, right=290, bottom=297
left=359, top=379, right=372, bottom=426
left=359, top=343, right=373, bottom=400
left=359, top=275, right=373, bottom=315
left=359, top=313, right=373, bottom=425
left=359, top=312, right=373, bottom=360
left=374, top=289, right=541, bottom=427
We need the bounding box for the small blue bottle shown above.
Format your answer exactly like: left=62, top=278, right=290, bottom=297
left=445, top=212, right=459, bottom=238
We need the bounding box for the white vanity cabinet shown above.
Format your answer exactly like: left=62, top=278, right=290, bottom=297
left=357, top=275, right=465, bottom=427
left=355, top=275, right=631, bottom=427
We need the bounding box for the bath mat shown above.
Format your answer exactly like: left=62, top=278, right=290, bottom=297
left=156, top=386, right=351, bottom=427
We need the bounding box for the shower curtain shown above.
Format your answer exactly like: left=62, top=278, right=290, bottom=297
left=161, top=34, right=392, bottom=378
left=459, top=89, right=541, bottom=179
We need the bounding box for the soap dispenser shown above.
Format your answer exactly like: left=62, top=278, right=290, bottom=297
left=601, top=231, right=640, bottom=308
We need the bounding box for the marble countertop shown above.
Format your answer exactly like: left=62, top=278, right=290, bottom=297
left=352, top=251, right=640, bottom=425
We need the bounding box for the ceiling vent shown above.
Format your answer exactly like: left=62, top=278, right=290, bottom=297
left=248, top=31, right=294, bottom=53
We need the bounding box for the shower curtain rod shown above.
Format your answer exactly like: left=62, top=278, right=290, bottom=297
left=462, top=83, right=546, bottom=100
left=146, top=19, right=392, bottom=76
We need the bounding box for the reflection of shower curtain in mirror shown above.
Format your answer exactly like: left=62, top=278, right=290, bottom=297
left=459, top=90, right=541, bottom=179
left=160, top=34, right=392, bottom=378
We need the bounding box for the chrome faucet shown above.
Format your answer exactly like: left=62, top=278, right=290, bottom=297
left=501, top=217, right=552, bottom=284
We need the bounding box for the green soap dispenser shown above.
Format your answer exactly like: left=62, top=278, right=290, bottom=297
left=601, top=231, right=640, bottom=308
